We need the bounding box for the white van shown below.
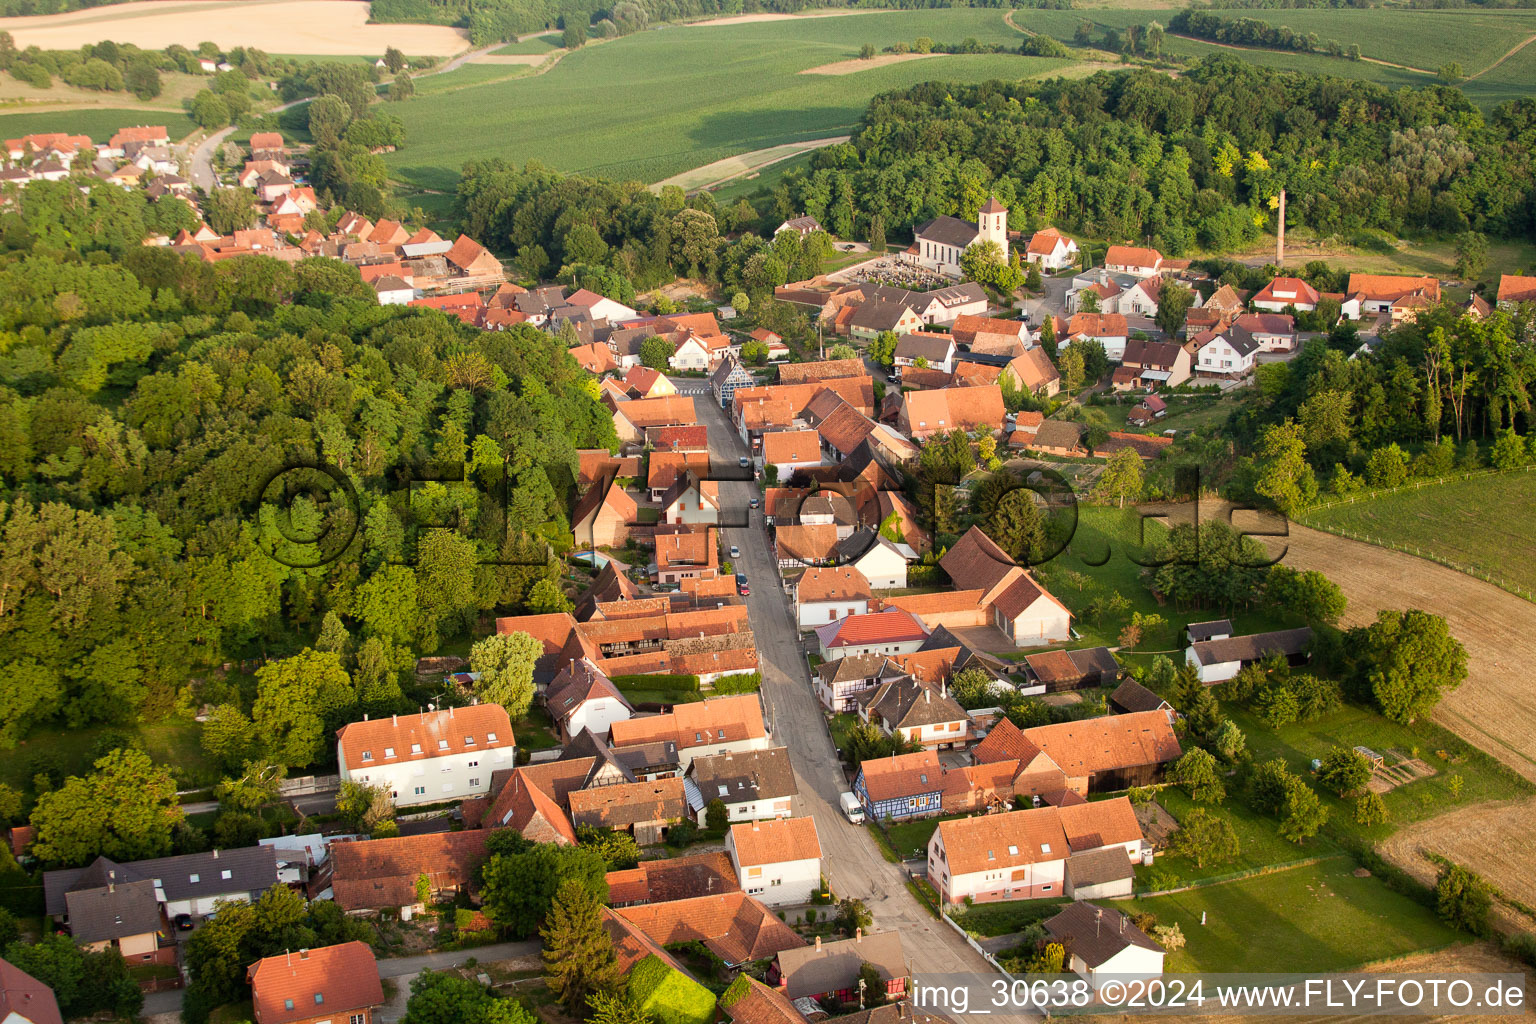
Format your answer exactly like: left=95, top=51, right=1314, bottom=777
left=839, top=792, right=866, bottom=824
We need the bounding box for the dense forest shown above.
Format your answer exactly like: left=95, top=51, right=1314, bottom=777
left=784, top=58, right=1536, bottom=254
left=0, top=180, right=613, bottom=767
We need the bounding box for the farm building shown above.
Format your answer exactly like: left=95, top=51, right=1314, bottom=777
left=1186, top=627, right=1314, bottom=684
left=1045, top=903, right=1164, bottom=990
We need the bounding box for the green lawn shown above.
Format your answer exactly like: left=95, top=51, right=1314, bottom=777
left=1032, top=507, right=1302, bottom=652
left=1115, top=393, right=1241, bottom=436
left=1224, top=702, right=1533, bottom=848
left=383, top=10, right=1073, bottom=189
left=1299, top=471, right=1536, bottom=601
left=0, top=108, right=197, bottom=142
left=512, top=707, right=561, bottom=750
left=950, top=896, right=1072, bottom=938
left=1142, top=787, right=1340, bottom=888
left=1119, top=859, right=1463, bottom=972
left=883, top=813, right=967, bottom=860
left=0, top=717, right=218, bottom=793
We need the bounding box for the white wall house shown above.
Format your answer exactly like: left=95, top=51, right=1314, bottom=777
left=1193, top=330, right=1257, bottom=376
left=844, top=535, right=909, bottom=590
left=795, top=566, right=873, bottom=631
left=670, top=335, right=713, bottom=371
left=726, top=817, right=822, bottom=907
left=610, top=693, right=770, bottom=772
left=1046, top=904, right=1165, bottom=992
left=336, top=705, right=514, bottom=807
left=545, top=659, right=634, bottom=744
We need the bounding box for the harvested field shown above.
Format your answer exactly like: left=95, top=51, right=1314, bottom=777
left=1154, top=501, right=1536, bottom=787
left=799, top=52, right=943, bottom=75
left=650, top=135, right=848, bottom=192
left=1377, top=796, right=1536, bottom=929
left=2, top=0, right=470, bottom=56
left=681, top=9, right=887, bottom=26
left=466, top=53, right=551, bottom=65
left=1159, top=942, right=1530, bottom=1024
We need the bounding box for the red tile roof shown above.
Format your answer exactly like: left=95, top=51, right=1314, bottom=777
left=797, top=566, right=872, bottom=605
left=1104, top=245, right=1163, bottom=270
left=858, top=750, right=942, bottom=803
left=248, top=943, right=381, bottom=1024
left=1497, top=274, right=1536, bottom=304
left=1347, top=273, right=1440, bottom=303
left=605, top=852, right=739, bottom=905
left=569, top=778, right=687, bottom=829
left=816, top=608, right=928, bottom=650
left=0, top=957, right=62, bottom=1024
left=729, top=816, right=821, bottom=867
left=1253, top=277, right=1319, bottom=307
left=336, top=705, right=512, bottom=770
left=613, top=891, right=804, bottom=965
left=329, top=831, right=491, bottom=910
left=1067, top=312, right=1128, bottom=338
left=609, top=694, right=765, bottom=751
left=761, top=429, right=821, bottom=467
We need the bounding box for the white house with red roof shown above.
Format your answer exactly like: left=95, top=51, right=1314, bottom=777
left=1253, top=276, right=1319, bottom=312
left=1024, top=227, right=1079, bottom=271
left=814, top=608, right=929, bottom=660
left=926, top=797, right=1143, bottom=904
left=544, top=658, right=633, bottom=744
left=336, top=705, right=514, bottom=807
left=726, top=817, right=822, bottom=907
left=1103, top=245, right=1163, bottom=278
left=247, top=942, right=383, bottom=1024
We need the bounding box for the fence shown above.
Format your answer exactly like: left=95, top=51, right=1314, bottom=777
left=1295, top=465, right=1535, bottom=603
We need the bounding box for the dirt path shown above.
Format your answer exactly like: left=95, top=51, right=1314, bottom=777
left=1002, top=9, right=1036, bottom=36
left=649, top=135, right=849, bottom=193
left=1167, top=32, right=1435, bottom=75
left=800, top=52, right=943, bottom=75
left=1465, top=31, right=1536, bottom=80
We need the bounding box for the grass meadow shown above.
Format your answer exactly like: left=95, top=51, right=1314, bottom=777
left=1122, top=859, right=1463, bottom=971
left=0, top=106, right=197, bottom=142
left=382, top=10, right=1072, bottom=188
left=1299, top=471, right=1536, bottom=599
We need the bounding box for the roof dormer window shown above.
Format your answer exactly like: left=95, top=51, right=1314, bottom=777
left=437, top=739, right=449, bottom=750
left=411, top=743, right=423, bottom=754
left=361, top=751, right=373, bottom=761
left=384, top=747, right=395, bottom=758
left=465, top=736, right=475, bottom=745
left=486, top=732, right=498, bottom=743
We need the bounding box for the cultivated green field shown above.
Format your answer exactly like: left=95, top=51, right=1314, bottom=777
left=382, top=10, right=1071, bottom=188
left=1299, top=471, right=1536, bottom=600
left=0, top=106, right=197, bottom=142
left=492, top=33, right=561, bottom=54
left=1015, top=6, right=1536, bottom=108
left=1122, top=860, right=1463, bottom=972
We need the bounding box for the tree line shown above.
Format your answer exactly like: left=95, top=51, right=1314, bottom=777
left=1168, top=10, right=1355, bottom=59
left=780, top=57, right=1534, bottom=258
left=0, top=185, right=614, bottom=776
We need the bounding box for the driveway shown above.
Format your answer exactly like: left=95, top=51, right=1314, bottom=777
left=686, top=386, right=998, bottom=980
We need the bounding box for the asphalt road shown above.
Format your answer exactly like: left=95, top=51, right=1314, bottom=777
left=684, top=381, right=999, bottom=981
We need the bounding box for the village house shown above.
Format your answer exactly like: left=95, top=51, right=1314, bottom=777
left=612, top=891, right=804, bottom=968
left=1117, top=339, right=1191, bottom=390
left=926, top=797, right=1143, bottom=904
left=247, top=942, right=384, bottom=1024
left=1348, top=273, right=1440, bottom=316
left=44, top=848, right=280, bottom=960
left=648, top=451, right=712, bottom=499
left=776, top=215, right=823, bottom=238
left=1110, top=679, right=1173, bottom=716
left=848, top=299, right=923, bottom=341
left=711, top=357, right=755, bottom=410
left=609, top=694, right=770, bottom=771
left=1186, top=626, right=1314, bottom=684
left=1045, top=903, right=1165, bottom=990
left=543, top=659, right=633, bottom=744
left=896, top=384, right=1007, bottom=440
left=1497, top=273, right=1536, bottom=310
left=623, top=366, right=676, bottom=399
left=568, top=778, right=688, bottom=845
left=572, top=474, right=638, bottom=549
left=1191, top=324, right=1259, bottom=376
left=652, top=523, right=720, bottom=584
left=336, top=705, right=513, bottom=807
left=1103, top=245, right=1164, bottom=278
left=686, top=746, right=798, bottom=823
left=794, top=565, right=873, bottom=630
left=1127, top=394, right=1167, bottom=427
left=972, top=711, right=1182, bottom=795
left=1024, top=227, right=1079, bottom=271
left=0, top=957, right=62, bottom=1024
left=834, top=529, right=910, bottom=589
left=1234, top=313, right=1298, bottom=352
left=760, top=429, right=823, bottom=479
left=910, top=197, right=1009, bottom=278
left=330, top=830, right=491, bottom=912
left=604, top=852, right=739, bottom=908
left=950, top=314, right=1032, bottom=352
left=1065, top=313, right=1129, bottom=361
left=894, top=332, right=957, bottom=374
left=611, top=395, right=698, bottom=444
left=813, top=652, right=885, bottom=712
left=853, top=750, right=943, bottom=822
left=898, top=526, right=1072, bottom=645
left=771, top=931, right=908, bottom=1003
left=815, top=608, right=929, bottom=660
left=1017, top=647, right=1120, bottom=696
left=855, top=675, right=971, bottom=749
left=660, top=471, right=720, bottom=525
left=1253, top=276, right=1319, bottom=312
left=1120, top=277, right=1163, bottom=318
left=726, top=816, right=822, bottom=907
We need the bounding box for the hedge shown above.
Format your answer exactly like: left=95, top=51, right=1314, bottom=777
left=629, top=954, right=716, bottom=1024
left=612, top=673, right=699, bottom=691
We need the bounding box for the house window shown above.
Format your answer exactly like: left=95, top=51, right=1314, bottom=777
left=285, top=1000, right=295, bottom=1012
left=414, top=786, right=425, bottom=796
left=469, top=776, right=482, bottom=788
left=189, top=873, right=200, bottom=883
left=351, top=1016, right=367, bottom=1024
left=465, top=736, right=476, bottom=746
left=361, top=751, right=373, bottom=762
left=315, top=994, right=325, bottom=1006
left=438, top=740, right=449, bottom=750
left=410, top=743, right=423, bottom=754
left=221, top=869, right=232, bottom=880
left=384, top=747, right=395, bottom=758
left=468, top=760, right=478, bottom=768
left=486, top=732, right=498, bottom=743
